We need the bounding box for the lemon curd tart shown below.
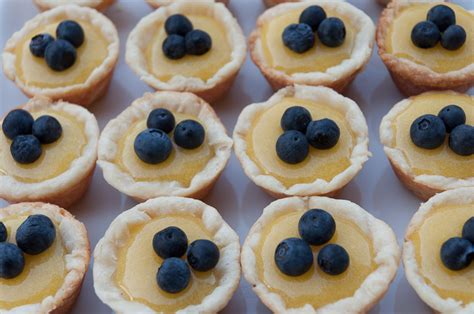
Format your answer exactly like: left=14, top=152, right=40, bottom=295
left=33, top=0, right=116, bottom=12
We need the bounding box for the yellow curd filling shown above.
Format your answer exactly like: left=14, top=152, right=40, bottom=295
left=256, top=211, right=375, bottom=309
left=392, top=93, right=474, bottom=178
left=0, top=215, right=66, bottom=310
left=386, top=3, right=474, bottom=73
left=247, top=97, right=353, bottom=187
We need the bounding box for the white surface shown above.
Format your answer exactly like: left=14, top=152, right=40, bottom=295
left=1, top=0, right=473, bottom=313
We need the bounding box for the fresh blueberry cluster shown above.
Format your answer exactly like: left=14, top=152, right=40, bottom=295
left=2, top=109, right=63, bottom=164
left=440, top=217, right=474, bottom=271
left=29, top=20, right=85, bottom=71
left=282, top=5, right=346, bottom=54
left=410, top=105, right=474, bottom=156
left=0, top=215, right=56, bottom=279
left=153, top=226, right=220, bottom=293
left=411, top=5, right=466, bottom=50
left=162, top=14, right=212, bottom=60
left=274, top=209, right=350, bottom=277
left=134, top=108, right=206, bottom=164
left=276, top=106, right=340, bottom=164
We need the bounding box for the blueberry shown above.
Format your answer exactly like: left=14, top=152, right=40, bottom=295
left=10, top=135, right=42, bottom=164
left=441, top=25, right=466, bottom=50
left=32, top=115, right=62, bottom=144
left=16, top=214, right=56, bottom=255
left=274, top=238, right=313, bottom=276
left=440, top=237, right=473, bottom=271
left=438, top=105, right=466, bottom=133
left=153, top=226, right=188, bottom=259
left=165, top=14, right=193, bottom=36
left=317, top=244, right=350, bottom=275
left=185, top=30, right=212, bottom=56
left=0, top=243, right=25, bottom=279
left=0, top=222, right=6, bottom=242
left=410, top=114, right=446, bottom=149
left=44, top=39, right=77, bottom=71
left=306, top=118, right=340, bottom=149
left=280, top=106, right=312, bottom=133
left=56, top=20, right=84, bottom=48
left=157, top=257, right=191, bottom=293
left=2, top=109, right=34, bottom=140
left=411, top=21, right=440, bottom=49
left=147, top=108, right=176, bottom=133
left=299, top=5, right=327, bottom=32
left=282, top=23, right=315, bottom=53
left=317, top=17, right=346, bottom=48
left=187, top=239, right=220, bottom=272
left=298, top=209, right=336, bottom=246
left=134, top=128, right=172, bottom=164
left=162, top=34, right=186, bottom=60
left=29, top=33, right=54, bottom=57
left=427, top=4, right=456, bottom=32
left=449, top=124, right=474, bottom=156
left=462, top=217, right=474, bottom=243
left=276, top=130, right=309, bottom=164
left=174, top=120, right=205, bottom=149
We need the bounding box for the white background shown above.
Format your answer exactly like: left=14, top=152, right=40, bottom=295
left=1, top=0, right=473, bottom=313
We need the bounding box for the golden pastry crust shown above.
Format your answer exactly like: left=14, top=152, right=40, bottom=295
left=0, top=97, right=99, bottom=208
left=146, top=0, right=229, bottom=9
left=249, top=0, right=375, bottom=93
left=403, top=188, right=474, bottom=314
left=33, top=0, right=116, bottom=11
left=379, top=91, right=474, bottom=201
left=2, top=5, right=119, bottom=107
left=0, top=202, right=90, bottom=314
left=98, top=91, right=233, bottom=202
left=93, top=196, right=241, bottom=314
left=241, top=196, right=401, bottom=313
left=233, top=85, right=370, bottom=198
left=376, top=0, right=474, bottom=96
left=126, top=0, right=246, bottom=104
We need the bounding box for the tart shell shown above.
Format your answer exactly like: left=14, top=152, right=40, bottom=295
left=33, top=0, right=116, bottom=12
left=146, top=0, right=229, bottom=9
left=263, top=0, right=300, bottom=7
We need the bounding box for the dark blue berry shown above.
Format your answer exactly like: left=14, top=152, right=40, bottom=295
left=276, top=130, right=309, bottom=164
left=410, top=114, right=446, bottom=149
left=438, top=105, right=466, bottom=133
left=411, top=21, right=440, bottom=49
left=317, top=17, right=346, bottom=48
left=162, top=35, right=186, bottom=60
left=299, top=5, right=327, bottom=32
left=187, top=239, right=220, bottom=272
left=427, top=4, right=456, bottom=32
left=449, top=124, right=474, bottom=156
left=317, top=244, right=350, bottom=275
left=16, top=214, right=56, bottom=255
left=147, top=108, right=176, bottom=133
left=441, top=25, right=466, bottom=50
left=56, top=20, right=84, bottom=48
left=282, top=23, right=315, bottom=53
left=280, top=106, right=312, bottom=133
left=32, top=115, right=62, bottom=144
left=165, top=14, right=193, bottom=36
left=44, top=39, right=77, bottom=71
left=2, top=109, right=34, bottom=140
left=462, top=217, right=474, bottom=243
left=29, top=33, right=54, bottom=57
left=174, top=120, right=205, bottom=149
left=440, top=237, right=473, bottom=271
left=185, top=30, right=212, bottom=56
left=298, top=209, right=336, bottom=246
left=306, top=118, right=340, bottom=149
left=153, top=226, right=188, bottom=259
left=0, top=243, right=25, bottom=279
left=134, top=129, right=172, bottom=164
left=0, top=222, right=6, bottom=242
left=157, top=257, right=191, bottom=293
left=10, top=135, right=42, bottom=164
left=274, top=238, right=313, bottom=276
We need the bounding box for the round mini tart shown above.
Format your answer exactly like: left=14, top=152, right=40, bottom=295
left=126, top=0, right=246, bottom=103
left=98, top=91, right=233, bottom=201
left=376, top=0, right=474, bottom=96
left=249, top=0, right=375, bottom=92
left=233, top=85, right=370, bottom=198
left=241, top=196, right=401, bottom=313
left=2, top=5, right=119, bottom=107
left=93, top=197, right=240, bottom=313
left=146, top=0, right=229, bottom=9
left=0, top=202, right=90, bottom=313
left=403, top=187, right=474, bottom=313
left=380, top=91, right=474, bottom=201
left=33, top=0, right=116, bottom=11
left=0, top=97, right=99, bottom=208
